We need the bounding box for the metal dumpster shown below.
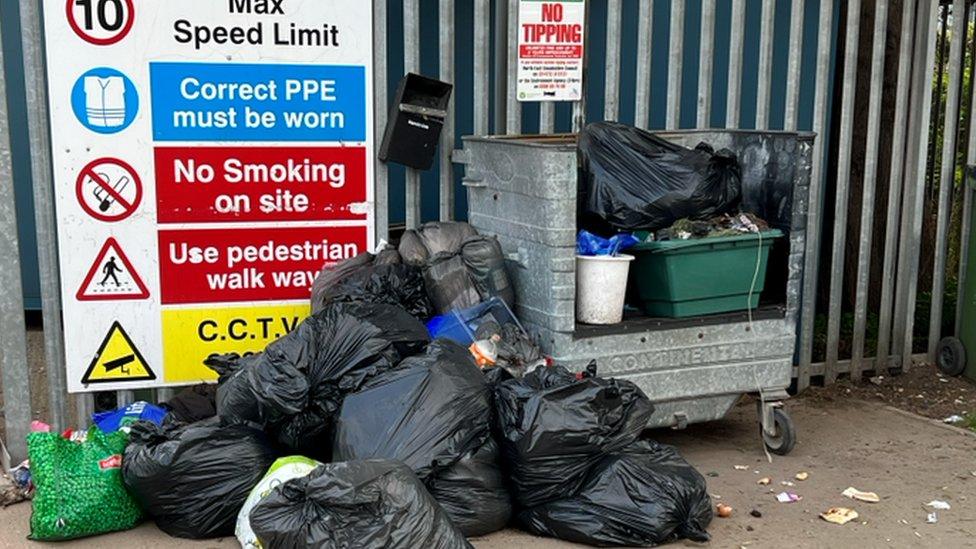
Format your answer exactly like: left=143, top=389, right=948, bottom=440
left=456, top=130, right=814, bottom=455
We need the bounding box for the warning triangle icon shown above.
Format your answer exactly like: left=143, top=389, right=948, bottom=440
left=82, top=321, right=156, bottom=385
left=76, top=237, right=150, bottom=301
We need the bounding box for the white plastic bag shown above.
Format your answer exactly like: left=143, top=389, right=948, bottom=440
left=236, top=456, right=322, bottom=548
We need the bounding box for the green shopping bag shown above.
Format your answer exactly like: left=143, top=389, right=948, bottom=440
left=28, top=426, right=143, bottom=540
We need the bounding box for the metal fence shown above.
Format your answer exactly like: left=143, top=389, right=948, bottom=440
left=0, top=0, right=970, bottom=464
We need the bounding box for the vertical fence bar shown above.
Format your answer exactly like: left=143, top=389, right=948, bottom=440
left=494, top=0, right=508, bottom=132
left=851, top=0, right=890, bottom=379
left=374, top=0, right=389, bottom=240
left=439, top=0, right=455, bottom=221
left=474, top=0, right=491, bottom=136
left=604, top=0, right=622, bottom=121
left=666, top=0, right=685, bottom=130
left=20, top=0, right=67, bottom=430
left=797, top=0, right=837, bottom=390
left=726, top=0, right=746, bottom=128
left=783, top=0, right=805, bottom=131
left=506, top=0, right=521, bottom=134
left=116, top=390, right=135, bottom=407
left=877, top=0, right=917, bottom=374
left=404, top=0, right=422, bottom=228
left=572, top=0, right=590, bottom=132
left=539, top=103, right=556, bottom=133
left=755, top=0, right=777, bottom=130
left=697, top=0, right=715, bottom=128
left=929, top=0, right=966, bottom=359
left=0, top=23, right=31, bottom=462
left=897, top=0, right=940, bottom=371
left=635, top=0, right=654, bottom=129
left=824, top=0, right=863, bottom=382
left=958, top=12, right=976, bottom=336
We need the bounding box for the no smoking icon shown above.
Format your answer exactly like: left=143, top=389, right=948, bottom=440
left=66, top=0, right=135, bottom=46
left=75, top=158, right=142, bottom=222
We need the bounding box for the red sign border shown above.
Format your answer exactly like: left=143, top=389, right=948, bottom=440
left=76, top=237, right=150, bottom=302
left=66, top=0, right=135, bottom=46
left=75, top=157, right=143, bottom=223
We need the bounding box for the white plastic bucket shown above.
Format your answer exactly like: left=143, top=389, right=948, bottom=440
left=576, top=254, right=635, bottom=325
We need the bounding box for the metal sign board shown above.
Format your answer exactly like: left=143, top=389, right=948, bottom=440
left=516, top=0, right=586, bottom=102
left=44, top=0, right=375, bottom=392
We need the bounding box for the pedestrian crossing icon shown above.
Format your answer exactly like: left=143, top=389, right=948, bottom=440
left=76, top=238, right=150, bottom=301
left=82, top=321, right=156, bottom=384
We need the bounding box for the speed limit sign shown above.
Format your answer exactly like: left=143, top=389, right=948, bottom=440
left=66, top=0, right=134, bottom=46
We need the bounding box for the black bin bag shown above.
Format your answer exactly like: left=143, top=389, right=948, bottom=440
left=249, top=460, right=472, bottom=549
left=398, top=222, right=515, bottom=315
left=579, top=121, right=742, bottom=232
left=520, top=439, right=713, bottom=546
left=333, top=340, right=511, bottom=537
left=311, top=249, right=432, bottom=320
left=494, top=365, right=654, bottom=509
left=122, top=419, right=277, bottom=539
left=207, top=303, right=430, bottom=459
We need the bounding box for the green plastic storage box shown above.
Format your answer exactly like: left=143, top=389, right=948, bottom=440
left=630, top=230, right=783, bottom=318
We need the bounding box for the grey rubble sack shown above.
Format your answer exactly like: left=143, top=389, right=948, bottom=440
left=398, top=221, right=514, bottom=315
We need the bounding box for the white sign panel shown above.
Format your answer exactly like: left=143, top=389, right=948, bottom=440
left=44, top=0, right=375, bottom=392
left=517, top=0, right=586, bottom=102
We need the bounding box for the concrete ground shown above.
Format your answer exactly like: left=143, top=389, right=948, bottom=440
left=3, top=395, right=976, bottom=548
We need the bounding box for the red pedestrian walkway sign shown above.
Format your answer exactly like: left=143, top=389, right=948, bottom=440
left=76, top=238, right=150, bottom=301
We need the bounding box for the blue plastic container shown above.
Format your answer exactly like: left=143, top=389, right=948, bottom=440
left=426, top=297, right=524, bottom=345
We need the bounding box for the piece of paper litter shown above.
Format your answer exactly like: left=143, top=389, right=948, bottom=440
left=842, top=487, right=880, bottom=503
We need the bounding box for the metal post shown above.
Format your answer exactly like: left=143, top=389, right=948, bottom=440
left=494, top=0, right=508, bottom=133
left=0, top=20, right=32, bottom=463
left=20, top=0, right=67, bottom=431
left=877, top=0, right=917, bottom=374
left=604, top=0, right=622, bottom=121
left=474, top=0, right=491, bottom=137
left=797, top=0, right=836, bottom=390
left=824, top=0, right=862, bottom=382
left=374, top=0, right=390, bottom=240
left=958, top=16, right=976, bottom=337
left=697, top=0, right=715, bottom=128
left=897, top=0, right=940, bottom=371
left=666, top=0, right=685, bottom=130
left=506, top=0, right=521, bottom=134
left=726, top=0, right=746, bottom=128
left=755, top=0, right=776, bottom=130
left=783, top=0, right=805, bottom=131
left=572, top=0, right=590, bottom=133
left=929, top=0, right=966, bottom=359
left=851, top=0, right=890, bottom=379
left=404, top=0, right=421, bottom=228
left=439, top=0, right=455, bottom=221
left=635, top=0, right=653, bottom=129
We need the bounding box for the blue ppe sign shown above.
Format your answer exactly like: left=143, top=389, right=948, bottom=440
left=71, top=67, right=140, bottom=134
left=149, top=62, right=367, bottom=142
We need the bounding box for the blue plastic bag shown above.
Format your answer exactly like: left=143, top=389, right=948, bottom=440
left=576, top=230, right=639, bottom=256
left=92, top=401, right=168, bottom=432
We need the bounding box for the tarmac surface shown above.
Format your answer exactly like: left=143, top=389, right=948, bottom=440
left=3, top=395, right=976, bottom=548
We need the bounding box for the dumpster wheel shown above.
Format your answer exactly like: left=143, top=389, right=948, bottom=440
left=760, top=406, right=795, bottom=456
left=936, top=337, right=966, bottom=377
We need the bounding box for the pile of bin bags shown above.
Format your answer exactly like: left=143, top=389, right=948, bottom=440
left=311, top=221, right=514, bottom=320
left=26, top=305, right=713, bottom=547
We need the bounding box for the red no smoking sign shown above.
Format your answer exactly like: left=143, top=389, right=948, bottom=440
left=76, top=158, right=143, bottom=222
left=66, top=0, right=135, bottom=46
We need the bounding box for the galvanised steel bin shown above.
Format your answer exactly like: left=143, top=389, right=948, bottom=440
left=456, top=130, right=814, bottom=455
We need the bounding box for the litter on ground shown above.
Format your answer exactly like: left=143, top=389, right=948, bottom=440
left=842, top=487, right=881, bottom=503
left=820, top=507, right=859, bottom=525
